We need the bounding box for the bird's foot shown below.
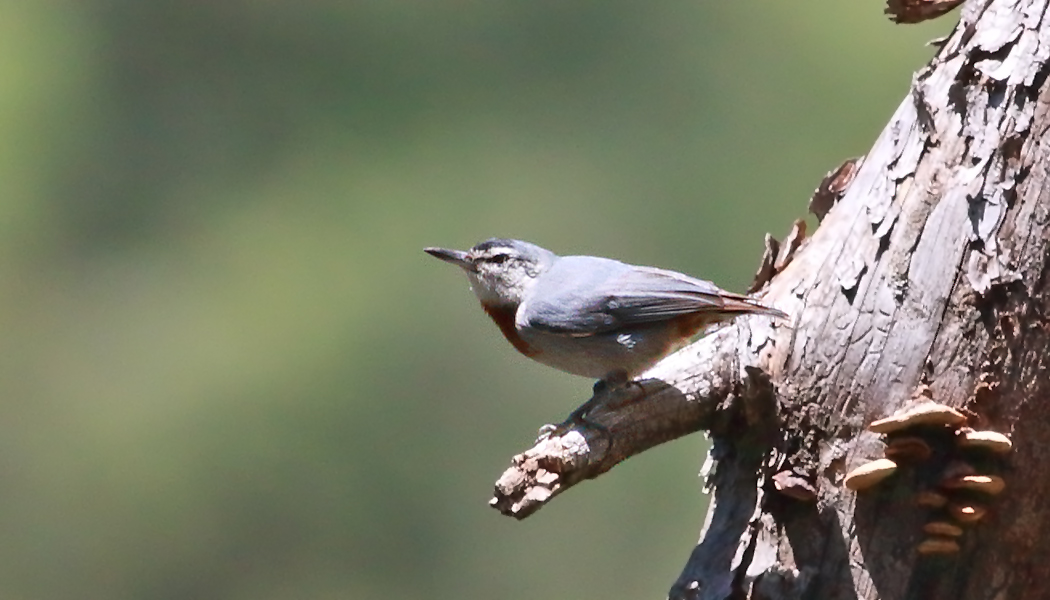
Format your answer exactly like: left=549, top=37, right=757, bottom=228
left=591, top=369, right=630, bottom=396
left=537, top=395, right=609, bottom=441
left=593, top=370, right=647, bottom=403
left=536, top=372, right=645, bottom=442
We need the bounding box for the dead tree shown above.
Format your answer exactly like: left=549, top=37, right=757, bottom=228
left=489, top=2, right=1050, bottom=599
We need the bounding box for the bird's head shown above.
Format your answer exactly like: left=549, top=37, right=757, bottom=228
left=425, top=238, right=556, bottom=307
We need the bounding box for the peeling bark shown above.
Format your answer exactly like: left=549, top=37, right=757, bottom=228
left=491, top=2, right=1050, bottom=599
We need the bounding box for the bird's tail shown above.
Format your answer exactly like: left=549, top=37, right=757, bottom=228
left=719, top=294, right=789, bottom=320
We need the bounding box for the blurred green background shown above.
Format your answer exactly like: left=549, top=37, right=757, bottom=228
left=0, top=2, right=948, bottom=599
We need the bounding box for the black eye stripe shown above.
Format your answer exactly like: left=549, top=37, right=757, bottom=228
left=488, top=254, right=510, bottom=264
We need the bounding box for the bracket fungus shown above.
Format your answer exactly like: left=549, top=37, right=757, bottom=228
left=884, top=436, right=933, bottom=462
left=923, top=521, right=964, bottom=537
left=940, top=460, right=978, bottom=480
left=957, top=429, right=1013, bottom=454
left=868, top=401, right=967, bottom=434
left=917, top=537, right=961, bottom=555
left=916, top=490, right=949, bottom=508
left=843, top=458, right=898, bottom=491
left=772, top=470, right=818, bottom=502
left=948, top=503, right=988, bottom=524
left=856, top=397, right=1013, bottom=556
left=941, top=474, right=1006, bottom=496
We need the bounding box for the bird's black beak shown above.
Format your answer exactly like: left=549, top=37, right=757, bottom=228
left=424, top=247, right=476, bottom=272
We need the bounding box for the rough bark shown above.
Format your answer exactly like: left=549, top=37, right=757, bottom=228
left=491, top=2, right=1050, bottom=599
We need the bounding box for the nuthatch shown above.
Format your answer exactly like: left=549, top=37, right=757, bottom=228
left=425, top=238, right=786, bottom=390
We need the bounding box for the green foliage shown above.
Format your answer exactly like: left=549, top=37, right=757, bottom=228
left=0, top=2, right=948, bottom=599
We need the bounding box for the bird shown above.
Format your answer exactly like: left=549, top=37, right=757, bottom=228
left=425, top=238, right=786, bottom=392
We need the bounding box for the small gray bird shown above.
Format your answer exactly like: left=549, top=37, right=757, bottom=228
left=425, top=238, right=786, bottom=389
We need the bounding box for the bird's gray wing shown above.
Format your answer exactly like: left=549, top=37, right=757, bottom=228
left=521, top=258, right=770, bottom=336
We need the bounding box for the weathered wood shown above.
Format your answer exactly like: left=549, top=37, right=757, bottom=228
left=491, top=1, right=1050, bottom=598
left=489, top=322, right=782, bottom=519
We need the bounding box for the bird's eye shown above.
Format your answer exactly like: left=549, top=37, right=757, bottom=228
left=489, top=254, right=510, bottom=264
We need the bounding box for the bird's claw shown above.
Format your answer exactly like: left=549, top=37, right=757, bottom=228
left=535, top=423, right=559, bottom=442
left=538, top=373, right=645, bottom=443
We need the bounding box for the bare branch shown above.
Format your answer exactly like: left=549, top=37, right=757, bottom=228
left=490, top=320, right=785, bottom=518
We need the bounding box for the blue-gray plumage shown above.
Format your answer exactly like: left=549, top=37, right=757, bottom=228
left=425, top=238, right=786, bottom=382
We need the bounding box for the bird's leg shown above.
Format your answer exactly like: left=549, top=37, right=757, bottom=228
left=587, top=370, right=650, bottom=413
left=568, top=369, right=633, bottom=425
left=590, top=371, right=639, bottom=393
left=536, top=394, right=605, bottom=441
left=590, top=375, right=615, bottom=397
left=566, top=395, right=605, bottom=428
left=596, top=369, right=648, bottom=404
left=538, top=370, right=646, bottom=441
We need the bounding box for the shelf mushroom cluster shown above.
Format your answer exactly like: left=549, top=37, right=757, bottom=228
left=843, top=401, right=1012, bottom=555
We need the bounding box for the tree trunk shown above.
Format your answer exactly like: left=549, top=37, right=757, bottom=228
left=490, top=2, right=1050, bottom=599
